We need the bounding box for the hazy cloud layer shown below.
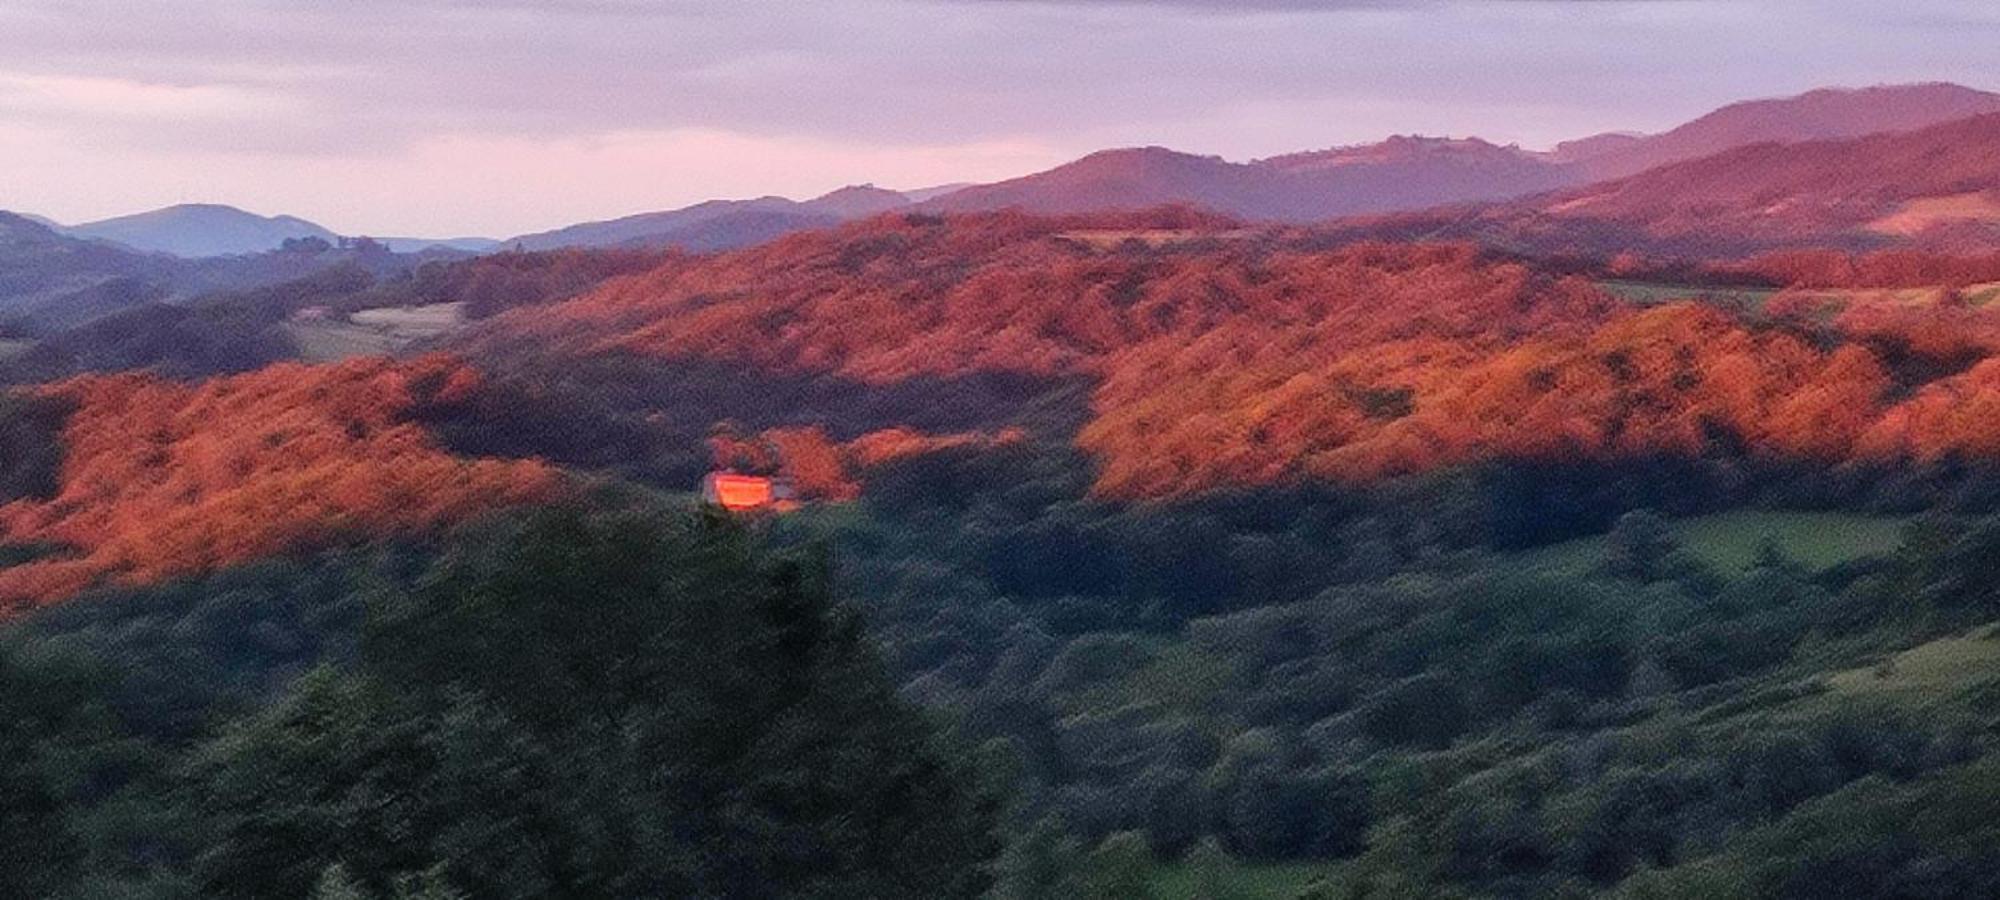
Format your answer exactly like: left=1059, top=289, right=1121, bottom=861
left=1, top=0, right=1994, bottom=235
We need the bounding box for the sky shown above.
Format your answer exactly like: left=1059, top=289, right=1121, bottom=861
left=2, top=0, right=1996, bottom=237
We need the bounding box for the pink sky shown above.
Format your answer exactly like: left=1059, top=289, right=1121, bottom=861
left=3, top=0, right=1996, bottom=237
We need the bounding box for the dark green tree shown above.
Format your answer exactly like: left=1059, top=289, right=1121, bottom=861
left=186, top=508, right=999, bottom=899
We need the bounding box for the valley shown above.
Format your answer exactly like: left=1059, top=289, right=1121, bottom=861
left=284, top=302, right=470, bottom=363
left=6, top=61, right=2000, bottom=899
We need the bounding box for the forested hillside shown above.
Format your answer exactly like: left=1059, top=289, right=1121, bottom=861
left=1354, top=113, right=2000, bottom=259
left=0, top=356, right=558, bottom=607
left=1, top=505, right=998, bottom=897
left=7, top=74, right=2000, bottom=899
left=465, top=211, right=2000, bottom=502
left=0, top=215, right=460, bottom=335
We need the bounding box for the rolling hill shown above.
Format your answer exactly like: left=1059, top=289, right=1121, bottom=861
left=64, top=204, right=341, bottom=257
left=0, top=212, right=181, bottom=329
left=458, top=209, right=2000, bottom=502
left=920, top=83, right=2000, bottom=225
left=507, top=184, right=913, bottom=251
left=1572, top=82, right=2000, bottom=180
left=0, top=355, right=560, bottom=607
left=464, top=84, right=2000, bottom=256
left=0, top=211, right=469, bottom=337
left=376, top=235, right=504, bottom=254
left=919, top=138, right=1574, bottom=221
left=58, top=203, right=501, bottom=258
left=1371, top=111, right=2000, bottom=258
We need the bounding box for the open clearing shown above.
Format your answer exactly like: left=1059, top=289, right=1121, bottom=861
left=1596, top=279, right=1775, bottom=312
left=1597, top=278, right=2000, bottom=316
left=1867, top=191, right=2000, bottom=236
left=285, top=302, right=469, bottom=363
left=1824, top=624, right=2000, bottom=704
left=1521, top=510, right=1909, bottom=576
left=1150, top=860, right=1333, bottom=898
left=1056, top=229, right=1259, bottom=250
left=1799, top=281, right=2000, bottom=310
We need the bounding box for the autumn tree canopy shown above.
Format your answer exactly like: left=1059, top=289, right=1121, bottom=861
left=466, top=211, right=2000, bottom=500
left=0, top=355, right=559, bottom=608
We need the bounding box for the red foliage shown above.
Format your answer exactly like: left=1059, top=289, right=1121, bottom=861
left=0, top=355, right=561, bottom=609
left=1726, top=249, right=2000, bottom=289
left=1521, top=114, right=2000, bottom=248
left=474, top=213, right=1605, bottom=382
left=708, top=423, right=1023, bottom=503
left=763, top=428, right=859, bottom=502
left=472, top=210, right=1316, bottom=382
left=1856, top=359, right=2000, bottom=462
left=387, top=246, right=673, bottom=318
left=1342, top=113, right=2000, bottom=259
left=1083, top=302, right=1894, bottom=497
left=467, top=211, right=2000, bottom=501
left=848, top=426, right=1026, bottom=467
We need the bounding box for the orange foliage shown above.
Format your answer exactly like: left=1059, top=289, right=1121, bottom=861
left=1728, top=249, right=2000, bottom=289
left=475, top=210, right=1332, bottom=383
left=1513, top=115, right=2000, bottom=249
left=763, top=428, right=860, bottom=502
left=475, top=213, right=1613, bottom=383
left=707, top=424, right=1024, bottom=503
left=848, top=426, right=1026, bottom=467
left=1082, top=302, right=1895, bottom=497
left=1857, top=359, right=2000, bottom=462
left=0, top=355, right=560, bottom=609
left=468, top=212, right=2000, bottom=500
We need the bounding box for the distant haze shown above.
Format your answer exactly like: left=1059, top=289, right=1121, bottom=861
left=1, top=0, right=1996, bottom=236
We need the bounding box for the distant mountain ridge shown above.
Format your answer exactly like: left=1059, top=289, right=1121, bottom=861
left=65, top=204, right=340, bottom=257
left=0, top=211, right=442, bottom=334
left=489, top=81, right=2000, bottom=248
left=1338, top=111, right=2000, bottom=257
left=919, top=83, right=2000, bottom=223
left=1515, top=111, right=2000, bottom=253
left=1571, top=82, right=2000, bottom=180
left=54, top=204, right=501, bottom=258
left=920, top=137, right=1577, bottom=220
left=504, top=185, right=914, bottom=251
left=0, top=212, right=180, bottom=328
left=20, top=82, right=1998, bottom=259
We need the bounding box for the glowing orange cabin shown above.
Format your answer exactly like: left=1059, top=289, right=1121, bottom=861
left=701, top=472, right=800, bottom=513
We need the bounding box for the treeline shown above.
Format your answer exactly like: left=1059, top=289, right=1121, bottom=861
left=1727, top=248, right=2000, bottom=289
left=0, top=506, right=998, bottom=898
left=20, top=213, right=2000, bottom=604
left=0, top=391, right=66, bottom=504
left=0, top=357, right=557, bottom=607
left=2, top=247, right=668, bottom=385
left=1335, top=113, right=2000, bottom=262
left=787, top=461, right=2000, bottom=896
left=460, top=213, right=2000, bottom=503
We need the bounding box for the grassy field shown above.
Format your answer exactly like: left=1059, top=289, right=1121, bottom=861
left=1599, top=277, right=2000, bottom=318
left=1521, top=510, right=1910, bottom=577
left=1867, top=191, right=2000, bottom=237
left=1596, top=279, right=1776, bottom=312
left=1824, top=623, right=2000, bottom=706
left=1149, top=860, right=1334, bottom=898
left=285, top=302, right=469, bottom=363
left=1966, top=282, right=2000, bottom=307
left=1056, top=229, right=1257, bottom=250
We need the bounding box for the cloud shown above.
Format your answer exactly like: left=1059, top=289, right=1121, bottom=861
left=926, top=0, right=1668, bottom=8
left=0, top=72, right=296, bottom=121
left=0, top=119, right=1068, bottom=237
left=0, top=0, right=1993, bottom=234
